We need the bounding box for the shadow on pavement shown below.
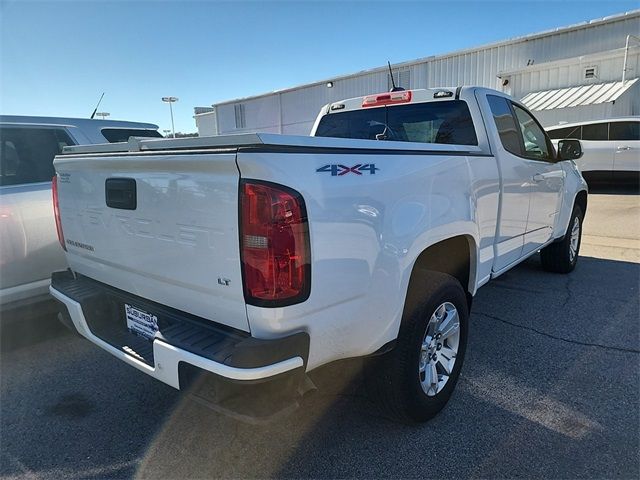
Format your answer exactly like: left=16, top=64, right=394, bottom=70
left=0, top=255, right=638, bottom=479
left=0, top=300, right=69, bottom=353
left=134, top=255, right=640, bottom=478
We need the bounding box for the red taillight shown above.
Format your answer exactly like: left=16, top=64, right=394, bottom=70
left=362, top=90, right=412, bottom=107
left=52, top=175, right=66, bottom=251
left=240, top=180, right=310, bottom=306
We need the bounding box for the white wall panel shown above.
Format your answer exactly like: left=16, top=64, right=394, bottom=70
left=194, top=111, right=217, bottom=136
left=216, top=95, right=280, bottom=133
left=282, top=121, right=315, bottom=136
left=536, top=103, right=613, bottom=126
left=205, top=12, right=640, bottom=136
left=508, top=50, right=640, bottom=98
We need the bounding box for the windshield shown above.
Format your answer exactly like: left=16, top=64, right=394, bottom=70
left=315, top=100, right=478, bottom=146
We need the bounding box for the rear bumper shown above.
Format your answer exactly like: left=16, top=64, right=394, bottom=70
left=50, top=271, right=309, bottom=390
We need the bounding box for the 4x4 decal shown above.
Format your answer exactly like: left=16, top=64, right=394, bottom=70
left=316, top=164, right=379, bottom=176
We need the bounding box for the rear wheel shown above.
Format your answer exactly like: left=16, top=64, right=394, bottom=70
left=366, top=272, right=468, bottom=423
left=541, top=205, right=583, bottom=273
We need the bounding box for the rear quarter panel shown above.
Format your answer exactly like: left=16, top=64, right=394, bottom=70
left=237, top=149, right=500, bottom=370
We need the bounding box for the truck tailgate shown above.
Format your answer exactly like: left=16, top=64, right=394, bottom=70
left=54, top=152, right=249, bottom=332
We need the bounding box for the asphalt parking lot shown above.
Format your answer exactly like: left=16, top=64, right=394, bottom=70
left=1, top=189, right=638, bottom=479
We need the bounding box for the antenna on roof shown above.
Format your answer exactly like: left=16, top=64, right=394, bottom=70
left=387, top=61, right=405, bottom=92
left=90, top=92, right=105, bottom=119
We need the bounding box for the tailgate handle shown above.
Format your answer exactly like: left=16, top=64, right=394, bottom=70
left=105, top=178, right=137, bottom=210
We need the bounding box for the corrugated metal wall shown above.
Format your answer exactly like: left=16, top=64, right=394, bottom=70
left=427, top=13, right=640, bottom=89
left=506, top=49, right=640, bottom=97
left=197, top=11, right=640, bottom=136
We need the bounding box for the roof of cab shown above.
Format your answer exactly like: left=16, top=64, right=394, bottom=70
left=1, top=115, right=160, bottom=145
left=322, top=87, right=511, bottom=114
left=0, top=115, right=158, bottom=129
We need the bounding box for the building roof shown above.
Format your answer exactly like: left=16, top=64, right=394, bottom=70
left=193, top=107, right=215, bottom=115
left=521, top=78, right=639, bottom=111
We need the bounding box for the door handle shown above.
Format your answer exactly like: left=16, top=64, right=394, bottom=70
left=616, top=145, right=632, bottom=151
left=533, top=170, right=565, bottom=182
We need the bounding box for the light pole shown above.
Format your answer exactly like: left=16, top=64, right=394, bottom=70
left=161, top=96, right=178, bottom=138
left=95, top=112, right=110, bottom=120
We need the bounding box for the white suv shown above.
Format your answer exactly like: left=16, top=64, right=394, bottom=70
left=547, top=117, right=639, bottom=185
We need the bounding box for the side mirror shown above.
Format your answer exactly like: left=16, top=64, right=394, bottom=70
left=557, top=139, right=583, bottom=161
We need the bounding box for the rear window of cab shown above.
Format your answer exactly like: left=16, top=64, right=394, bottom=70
left=315, top=100, right=478, bottom=146
left=101, top=128, right=163, bottom=143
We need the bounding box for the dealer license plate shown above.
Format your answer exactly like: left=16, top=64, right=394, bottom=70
left=125, top=303, right=159, bottom=340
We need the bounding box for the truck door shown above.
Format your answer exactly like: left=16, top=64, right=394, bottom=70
left=510, top=103, right=564, bottom=255
left=482, top=94, right=531, bottom=272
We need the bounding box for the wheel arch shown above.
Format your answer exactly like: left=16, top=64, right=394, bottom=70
left=574, top=189, right=588, bottom=216
left=405, top=235, right=477, bottom=313
left=556, top=189, right=588, bottom=242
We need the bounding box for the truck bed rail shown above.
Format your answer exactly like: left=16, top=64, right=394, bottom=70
left=61, top=132, right=489, bottom=156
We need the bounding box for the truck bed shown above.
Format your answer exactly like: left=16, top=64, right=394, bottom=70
left=62, top=131, right=488, bottom=156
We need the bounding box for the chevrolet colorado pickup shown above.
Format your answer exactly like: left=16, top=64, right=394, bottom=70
left=50, top=87, right=587, bottom=423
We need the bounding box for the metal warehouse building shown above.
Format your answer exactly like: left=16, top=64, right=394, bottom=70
left=194, top=11, right=640, bottom=135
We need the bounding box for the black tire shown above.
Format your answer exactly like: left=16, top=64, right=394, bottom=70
left=540, top=205, right=584, bottom=274
left=365, top=271, right=469, bottom=423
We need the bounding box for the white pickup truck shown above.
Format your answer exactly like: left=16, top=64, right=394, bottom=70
left=50, top=87, right=587, bottom=423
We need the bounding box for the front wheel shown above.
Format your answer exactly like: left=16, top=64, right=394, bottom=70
left=365, top=272, right=469, bottom=423
left=540, top=205, right=584, bottom=273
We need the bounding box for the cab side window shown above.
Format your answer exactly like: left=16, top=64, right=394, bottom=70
left=0, top=127, right=74, bottom=186
left=512, top=105, right=553, bottom=161
left=487, top=95, right=522, bottom=155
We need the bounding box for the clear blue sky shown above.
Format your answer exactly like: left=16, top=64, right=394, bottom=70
left=1, top=0, right=637, bottom=133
